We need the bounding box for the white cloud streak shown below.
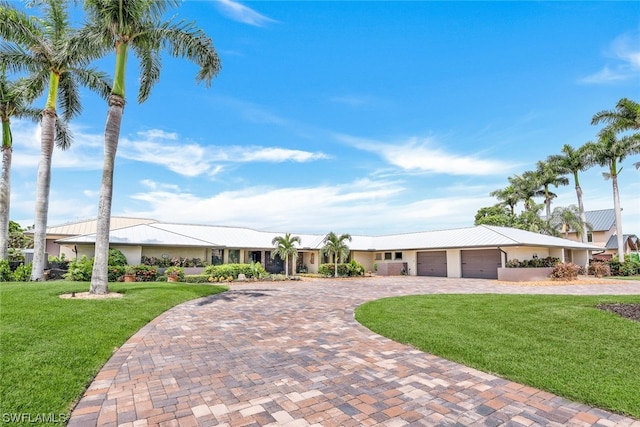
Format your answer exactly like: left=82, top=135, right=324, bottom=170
left=336, top=134, right=512, bottom=176
left=214, top=0, right=277, bottom=27
left=580, top=31, right=640, bottom=84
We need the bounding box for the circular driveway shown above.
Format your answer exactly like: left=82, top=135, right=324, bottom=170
left=68, top=277, right=640, bottom=426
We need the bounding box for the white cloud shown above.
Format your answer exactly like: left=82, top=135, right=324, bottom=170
left=337, top=134, right=512, bottom=176
left=214, top=0, right=276, bottom=27
left=236, top=147, right=330, bottom=163
left=127, top=179, right=407, bottom=233
left=580, top=31, right=640, bottom=84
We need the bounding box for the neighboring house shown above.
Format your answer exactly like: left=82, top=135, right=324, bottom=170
left=24, top=217, right=157, bottom=261
left=565, top=209, right=638, bottom=260
left=52, top=218, right=602, bottom=279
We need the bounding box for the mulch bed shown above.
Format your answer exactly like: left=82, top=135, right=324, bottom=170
left=597, top=303, right=640, bottom=323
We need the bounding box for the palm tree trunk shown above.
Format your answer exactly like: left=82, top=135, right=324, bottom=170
left=284, top=255, right=289, bottom=278
left=575, top=181, right=587, bottom=244
left=30, top=109, right=56, bottom=281
left=611, top=174, right=625, bottom=263
left=0, top=123, right=11, bottom=260
left=90, top=95, right=124, bottom=294
left=334, top=255, right=338, bottom=278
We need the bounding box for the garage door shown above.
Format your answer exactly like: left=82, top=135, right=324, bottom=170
left=461, top=249, right=501, bottom=279
left=417, top=251, right=447, bottom=277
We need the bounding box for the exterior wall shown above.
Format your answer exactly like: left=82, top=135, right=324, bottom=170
left=59, top=245, right=76, bottom=261
left=46, top=239, right=61, bottom=257
left=351, top=251, right=375, bottom=274
left=446, top=249, right=461, bottom=278
left=300, top=251, right=319, bottom=274
left=114, top=245, right=142, bottom=265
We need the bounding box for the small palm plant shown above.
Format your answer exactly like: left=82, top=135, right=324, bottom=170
left=271, top=233, right=301, bottom=278
left=320, top=232, right=352, bottom=278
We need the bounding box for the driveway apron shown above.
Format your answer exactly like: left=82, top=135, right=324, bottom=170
left=68, top=277, right=640, bottom=427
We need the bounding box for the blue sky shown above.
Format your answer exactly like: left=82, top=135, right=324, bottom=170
left=9, top=1, right=640, bottom=236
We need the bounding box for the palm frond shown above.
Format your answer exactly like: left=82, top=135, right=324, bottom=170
left=57, top=71, right=81, bottom=120
left=133, top=41, right=161, bottom=103
left=0, top=1, right=43, bottom=47
left=70, top=66, right=112, bottom=101
left=54, top=114, right=72, bottom=149
left=154, top=19, right=221, bottom=87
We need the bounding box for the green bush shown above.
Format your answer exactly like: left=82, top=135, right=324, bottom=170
left=130, top=265, right=158, bottom=282
left=607, top=255, right=640, bottom=276
left=203, top=263, right=264, bottom=280
left=550, top=262, right=580, bottom=281
left=184, top=275, right=213, bottom=283
left=12, top=263, right=32, bottom=282
left=108, top=249, right=128, bottom=266
left=64, top=256, right=94, bottom=281
left=318, top=261, right=364, bottom=277
left=0, top=260, right=13, bottom=282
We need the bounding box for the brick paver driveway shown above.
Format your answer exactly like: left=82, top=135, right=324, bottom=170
left=68, top=277, right=640, bottom=426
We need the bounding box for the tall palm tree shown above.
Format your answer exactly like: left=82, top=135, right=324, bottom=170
left=320, top=232, right=352, bottom=278
left=549, top=205, right=589, bottom=239
left=547, top=144, right=592, bottom=243
left=0, top=0, right=111, bottom=280
left=271, top=233, right=301, bottom=278
left=0, top=71, right=42, bottom=260
left=489, top=185, right=519, bottom=215
left=80, top=0, right=221, bottom=294
left=583, top=129, right=640, bottom=263
left=532, top=160, right=569, bottom=221
left=591, top=98, right=640, bottom=132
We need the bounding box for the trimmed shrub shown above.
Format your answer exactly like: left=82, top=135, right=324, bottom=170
left=318, top=261, right=364, bottom=277
left=607, top=255, right=640, bottom=276
left=204, top=263, right=265, bottom=280
left=64, top=256, right=94, bottom=281
left=13, top=263, right=32, bottom=282
left=588, top=261, right=611, bottom=278
left=109, top=266, right=126, bottom=282
left=184, top=275, right=213, bottom=283
left=550, top=262, right=580, bottom=281
left=108, top=249, right=128, bottom=266
left=0, top=260, right=13, bottom=282
left=132, top=265, right=158, bottom=282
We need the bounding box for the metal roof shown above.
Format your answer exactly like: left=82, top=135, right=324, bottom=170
left=35, top=217, right=157, bottom=237
left=604, top=234, right=639, bottom=250
left=584, top=209, right=616, bottom=232
left=56, top=221, right=602, bottom=251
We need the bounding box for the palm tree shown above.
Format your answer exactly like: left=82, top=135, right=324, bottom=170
left=508, top=174, right=539, bottom=212
left=80, top=0, right=221, bottom=294
left=320, top=232, right=352, bottom=278
left=489, top=185, right=519, bottom=215
left=583, top=129, right=640, bottom=263
left=271, top=233, right=301, bottom=278
left=547, top=144, right=592, bottom=243
left=591, top=98, right=640, bottom=132
left=549, top=205, right=589, bottom=239
left=0, top=71, right=42, bottom=260
left=0, top=0, right=111, bottom=280
left=532, top=160, right=569, bottom=221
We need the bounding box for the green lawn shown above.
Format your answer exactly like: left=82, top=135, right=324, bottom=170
left=355, top=294, right=640, bottom=419
left=0, top=281, right=227, bottom=426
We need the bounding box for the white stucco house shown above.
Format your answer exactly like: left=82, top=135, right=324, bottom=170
left=45, top=217, right=602, bottom=279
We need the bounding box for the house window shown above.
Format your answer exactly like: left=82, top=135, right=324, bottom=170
left=228, top=249, right=240, bottom=263
left=587, top=232, right=593, bottom=243
left=211, top=249, right=223, bottom=265
left=395, top=252, right=403, bottom=260
left=384, top=252, right=392, bottom=260
left=375, top=253, right=382, bottom=261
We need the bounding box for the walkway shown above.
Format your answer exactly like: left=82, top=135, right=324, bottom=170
left=68, top=277, right=640, bottom=427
